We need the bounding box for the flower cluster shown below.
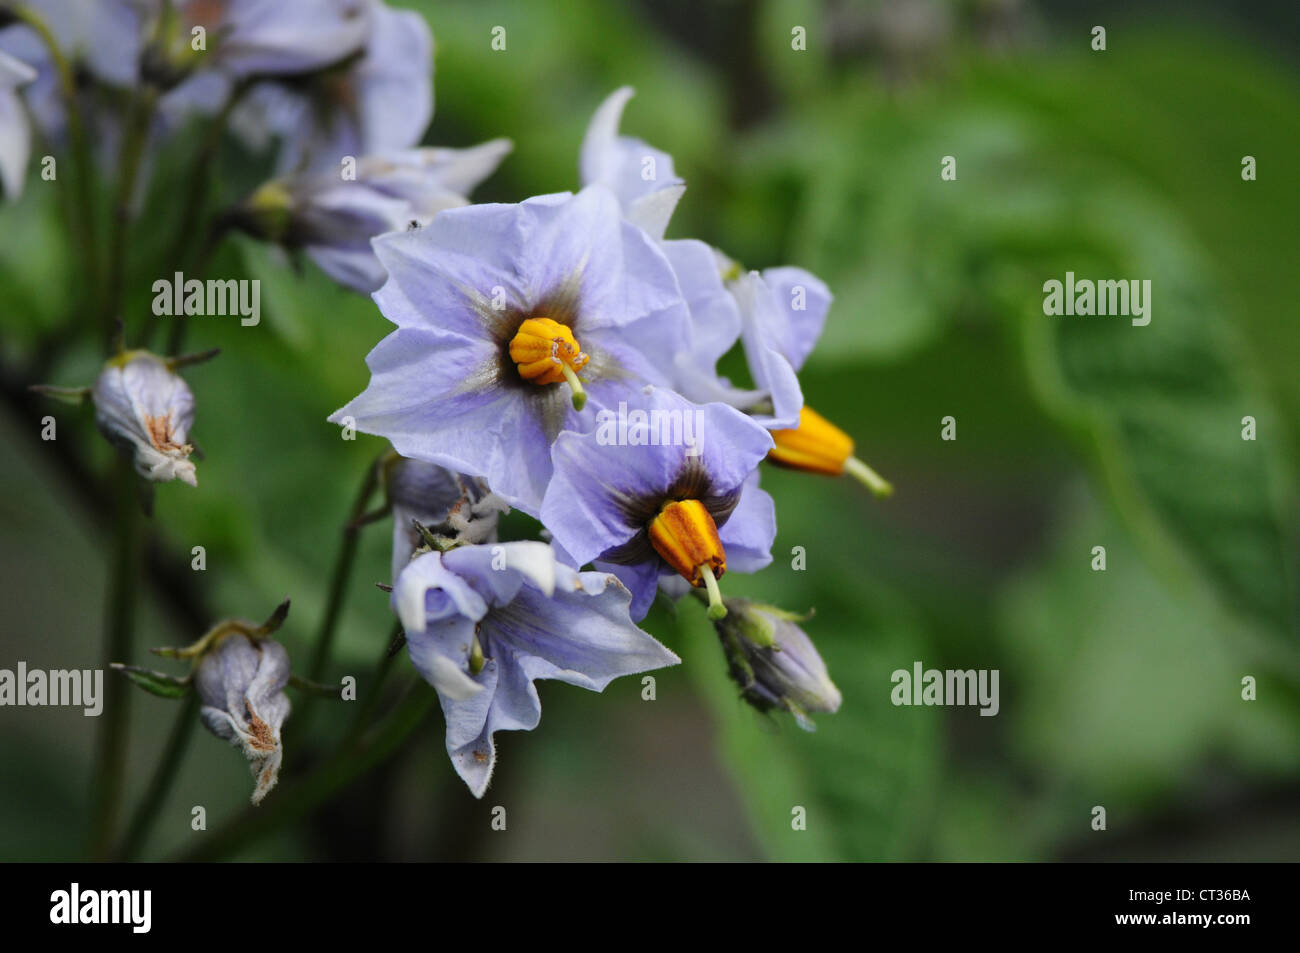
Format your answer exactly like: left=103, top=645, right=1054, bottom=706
left=336, top=88, right=894, bottom=793
left=14, top=0, right=890, bottom=807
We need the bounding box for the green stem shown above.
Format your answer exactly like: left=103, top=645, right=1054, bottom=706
left=16, top=7, right=99, bottom=300
left=114, top=692, right=199, bottom=862
left=297, top=457, right=383, bottom=728
left=89, top=458, right=142, bottom=859
left=177, top=79, right=249, bottom=244
left=163, top=218, right=231, bottom=355
left=171, top=681, right=436, bottom=862
left=147, top=81, right=250, bottom=352
left=102, top=84, right=159, bottom=351
left=346, top=621, right=404, bottom=743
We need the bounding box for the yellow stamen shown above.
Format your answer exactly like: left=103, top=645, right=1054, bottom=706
left=769, top=406, right=892, bottom=497
left=509, top=317, right=590, bottom=409
left=648, top=499, right=726, bottom=588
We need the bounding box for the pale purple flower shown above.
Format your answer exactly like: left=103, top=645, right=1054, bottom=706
left=578, top=87, right=834, bottom=430
left=236, top=139, right=511, bottom=293
left=392, top=540, right=679, bottom=797
left=143, top=0, right=371, bottom=81
left=195, top=633, right=292, bottom=804
left=385, top=456, right=506, bottom=581
left=92, top=351, right=198, bottom=486
left=543, top=385, right=776, bottom=620
left=0, top=0, right=140, bottom=145
left=236, top=0, right=433, bottom=173
left=148, top=0, right=374, bottom=130
left=328, top=185, right=694, bottom=513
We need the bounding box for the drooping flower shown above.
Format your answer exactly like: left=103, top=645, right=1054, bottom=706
left=712, top=598, right=841, bottom=730
left=542, top=385, right=776, bottom=620
left=0, top=50, right=34, bottom=198
left=392, top=540, right=679, bottom=797
left=92, top=350, right=199, bottom=486
left=232, top=139, right=511, bottom=292
left=138, top=0, right=371, bottom=89
left=235, top=0, right=433, bottom=173
left=328, top=184, right=694, bottom=513
left=384, top=455, right=507, bottom=581
left=194, top=632, right=292, bottom=804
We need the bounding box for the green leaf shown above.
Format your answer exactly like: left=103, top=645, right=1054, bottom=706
left=1003, top=186, right=1297, bottom=638
left=111, top=664, right=191, bottom=699
left=997, top=488, right=1300, bottom=807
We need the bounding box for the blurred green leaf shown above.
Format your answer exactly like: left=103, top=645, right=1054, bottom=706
left=680, top=572, right=942, bottom=861
left=998, top=487, right=1300, bottom=808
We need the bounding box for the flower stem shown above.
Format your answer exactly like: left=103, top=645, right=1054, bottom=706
left=148, top=81, right=250, bottom=351
left=114, top=692, right=199, bottom=861
left=102, top=84, right=159, bottom=351
left=17, top=7, right=99, bottom=304
left=163, top=218, right=232, bottom=355
left=298, top=457, right=384, bottom=726
left=171, top=681, right=437, bottom=862
left=89, top=458, right=142, bottom=859
left=346, top=621, right=403, bottom=743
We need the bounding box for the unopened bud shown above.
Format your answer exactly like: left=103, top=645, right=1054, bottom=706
left=714, top=598, right=840, bottom=730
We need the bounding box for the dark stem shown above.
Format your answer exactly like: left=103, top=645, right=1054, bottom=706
left=163, top=217, right=233, bottom=355
left=347, top=621, right=404, bottom=743
left=171, top=681, right=436, bottom=862
left=114, top=692, right=200, bottom=862
left=296, top=457, right=384, bottom=729
left=308, top=458, right=383, bottom=682
left=101, top=85, right=158, bottom=351
left=146, top=80, right=251, bottom=352
left=89, top=457, right=142, bottom=859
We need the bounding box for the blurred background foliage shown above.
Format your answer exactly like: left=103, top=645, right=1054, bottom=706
left=1, top=0, right=1298, bottom=861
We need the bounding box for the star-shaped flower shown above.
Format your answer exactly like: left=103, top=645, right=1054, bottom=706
left=328, top=184, right=693, bottom=513
left=543, top=385, right=776, bottom=620
left=392, top=540, right=679, bottom=797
